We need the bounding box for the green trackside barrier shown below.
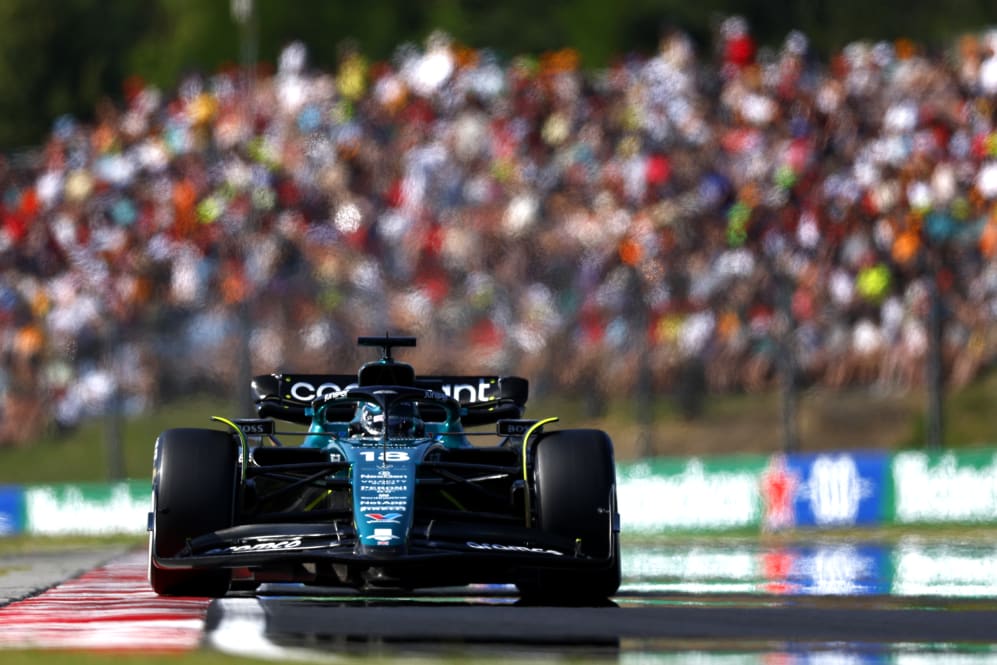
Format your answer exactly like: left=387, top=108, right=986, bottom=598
left=617, top=455, right=770, bottom=534
left=23, top=480, right=150, bottom=536
left=890, top=448, right=997, bottom=526
left=619, top=445, right=997, bottom=535
left=11, top=446, right=997, bottom=537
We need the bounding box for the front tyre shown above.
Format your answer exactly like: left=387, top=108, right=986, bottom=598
left=149, top=428, right=238, bottom=597
left=517, top=428, right=621, bottom=602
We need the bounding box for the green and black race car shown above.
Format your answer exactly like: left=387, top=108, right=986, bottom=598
left=148, top=335, right=620, bottom=602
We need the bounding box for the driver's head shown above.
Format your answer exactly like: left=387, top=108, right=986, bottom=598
left=357, top=402, right=424, bottom=437
left=358, top=403, right=383, bottom=435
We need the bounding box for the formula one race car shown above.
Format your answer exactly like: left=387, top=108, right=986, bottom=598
left=148, top=335, right=620, bottom=601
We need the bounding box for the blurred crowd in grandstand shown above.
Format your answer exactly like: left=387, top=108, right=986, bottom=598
left=3, top=17, right=997, bottom=444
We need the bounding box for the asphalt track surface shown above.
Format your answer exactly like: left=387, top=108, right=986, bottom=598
left=3, top=548, right=997, bottom=658
left=223, top=588, right=997, bottom=646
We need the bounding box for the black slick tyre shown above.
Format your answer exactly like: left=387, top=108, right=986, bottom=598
left=517, top=428, right=621, bottom=602
left=149, top=427, right=237, bottom=597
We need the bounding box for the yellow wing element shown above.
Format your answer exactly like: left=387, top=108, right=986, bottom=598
left=521, top=417, right=558, bottom=527
left=210, top=416, right=250, bottom=483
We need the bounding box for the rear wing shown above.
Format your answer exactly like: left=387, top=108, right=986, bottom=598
left=251, top=373, right=528, bottom=427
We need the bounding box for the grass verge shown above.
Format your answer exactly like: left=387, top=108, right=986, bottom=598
left=0, top=534, right=145, bottom=557
left=1, top=368, right=996, bottom=484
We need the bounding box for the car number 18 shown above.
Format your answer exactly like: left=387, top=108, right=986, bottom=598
left=358, top=451, right=411, bottom=462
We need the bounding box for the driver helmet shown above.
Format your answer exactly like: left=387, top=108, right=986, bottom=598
left=357, top=402, right=424, bottom=437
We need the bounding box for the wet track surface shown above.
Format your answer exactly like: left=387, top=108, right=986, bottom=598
left=205, top=586, right=997, bottom=663
left=217, top=589, right=997, bottom=642
left=4, top=540, right=997, bottom=661
left=206, top=537, right=997, bottom=662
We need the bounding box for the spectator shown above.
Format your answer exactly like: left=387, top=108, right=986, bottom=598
left=2, top=22, right=997, bottom=445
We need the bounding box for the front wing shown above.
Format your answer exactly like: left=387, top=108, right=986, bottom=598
left=151, top=520, right=615, bottom=586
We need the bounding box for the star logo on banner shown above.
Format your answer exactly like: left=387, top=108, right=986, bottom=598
left=760, top=454, right=799, bottom=531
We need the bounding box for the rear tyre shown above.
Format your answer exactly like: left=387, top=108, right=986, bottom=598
left=516, top=428, right=621, bottom=602
left=149, top=427, right=238, bottom=597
